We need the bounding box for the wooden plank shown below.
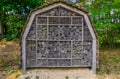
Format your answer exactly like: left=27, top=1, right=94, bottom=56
left=82, top=17, right=84, bottom=53
left=92, top=39, right=96, bottom=74
left=22, top=12, right=36, bottom=74
left=36, top=16, right=37, bottom=67
left=37, top=15, right=83, bottom=17
left=22, top=39, right=26, bottom=74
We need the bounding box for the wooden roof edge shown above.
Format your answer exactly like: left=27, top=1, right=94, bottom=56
left=20, top=11, right=32, bottom=40
left=87, top=14, right=98, bottom=40
left=31, top=1, right=88, bottom=13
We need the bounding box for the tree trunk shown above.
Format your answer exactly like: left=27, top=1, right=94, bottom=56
left=0, top=21, right=2, bottom=40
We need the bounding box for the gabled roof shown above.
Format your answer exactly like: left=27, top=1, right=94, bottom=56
left=21, top=0, right=98, bottom=40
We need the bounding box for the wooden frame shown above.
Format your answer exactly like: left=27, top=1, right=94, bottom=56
left=22, top=1, right=98, bottom=74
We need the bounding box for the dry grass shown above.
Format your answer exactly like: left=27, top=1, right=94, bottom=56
left=97, top=47, right=120, bottom=79
left=0, top=40, right=20, bottom=79
left=98, top=48, right=120, bottom=74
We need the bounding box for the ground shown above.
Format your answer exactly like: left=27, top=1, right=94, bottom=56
left=0, top=40, right=120, bottom=79
left=0, top=40, right=20, bottom=79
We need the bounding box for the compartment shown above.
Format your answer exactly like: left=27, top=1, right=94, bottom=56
left=56, top=59, right=71, bottom=66
left=37, top=41, right=49, bottom=58
left=72, top=59, right=81, bottom=66
left=37, top=17, right=47, bottom=24
left=37, top=59, right=48, bottom=67
left=70, top=26, right=82, bottom=40
left=48, top=25, right=59, bottom=40
left=72, top=17, right=82, bottom=24
left=72, top=41, right=83, bottom=58
left=37, top=25, right=47, bottom=39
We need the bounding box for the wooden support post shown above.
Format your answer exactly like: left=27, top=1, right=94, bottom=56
left=22, top=39, right=26, bottom=74
left=92, top=39, right=96, bottom=74
left=0, top=21, right=2, bottom=40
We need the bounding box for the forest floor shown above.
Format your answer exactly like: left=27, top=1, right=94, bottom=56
left=0, top=40, right=120, bottom=79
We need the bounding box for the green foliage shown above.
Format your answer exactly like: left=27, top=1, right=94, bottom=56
left=82, top=0, right=120, bottom=48
left=0, top=0, right=45, bottom=40
left=24, top=76, right=30, bottom=79
left=0, top=0, right=120, bottom=45
left=65, top=76, right=69, bottom=79
left=3, top=13, right=25, bottom=40
left=35, top=75, right=39, bottom=79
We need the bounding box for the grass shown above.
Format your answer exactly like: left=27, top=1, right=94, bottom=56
left=24, top=76, right=30, bottom=79
left=97, top=46, right=120, bottom=79
left=0, top=40, right=20, bottom=78
left=98, top=48, right=120, bottom=74
left=65, top=76, right=69, bottom=79
left=35, top=75, right=39, bottom=79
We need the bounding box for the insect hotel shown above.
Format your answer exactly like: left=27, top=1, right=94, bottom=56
left=21, top=1, right=99, bottom=74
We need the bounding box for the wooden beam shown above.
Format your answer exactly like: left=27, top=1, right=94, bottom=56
left=92, top=39, right=96, bottom=74
left=22, top=38, right=26, bottom=74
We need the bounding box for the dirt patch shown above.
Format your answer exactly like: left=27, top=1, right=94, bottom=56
left=97, top=74, right=120, bottom=79
left=18, top=68, right=97, bottom=79
left=0, top=40, right=20, bottom=79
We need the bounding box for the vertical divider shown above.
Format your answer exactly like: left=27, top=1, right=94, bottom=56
left=71, top=17, right=72, bottom=66
left=47, top=16, right=49, bottom=66
left=82, top=17, right=84, bottom=53
left=47, top=17, right=49, bottom=40
left=71, top=40, right=73, bottom=66
left=36, top=16, right=38, bottom=66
